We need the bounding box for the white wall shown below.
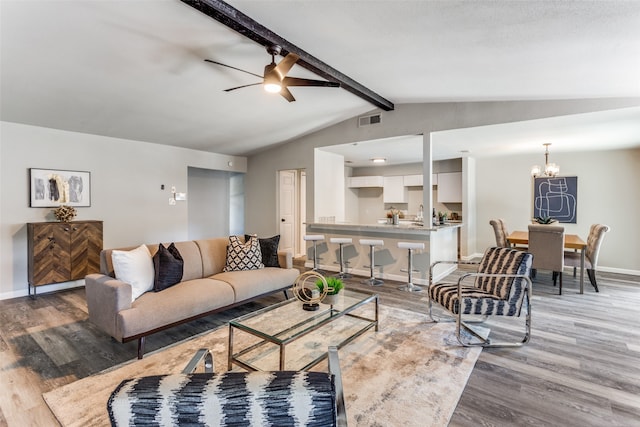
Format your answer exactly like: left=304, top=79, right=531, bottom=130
left=475, top=148, right=640, bottom=273
left=0, top=122, right=246, bottom=299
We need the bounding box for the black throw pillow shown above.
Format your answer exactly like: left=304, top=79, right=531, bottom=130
left=153, top=243, right=184, bottom=292
left=245, top=234, right=281, bottom=267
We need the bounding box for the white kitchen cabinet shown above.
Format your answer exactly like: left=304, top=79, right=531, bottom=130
left=437, top=172, right=462, bottom=203
left=347, top=175, right=384, bottom=188
left=403, top=174, right=423, bottom=186
left=383, top=176, right=408, bottom=203
left=432, top=174, right=438, bottom=185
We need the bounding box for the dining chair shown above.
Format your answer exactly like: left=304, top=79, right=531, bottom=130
left=564, top=224, right=610, bottom=292
left=528, top=224, right=565, bottom=294
left=489, top=219, right=510, bottom=247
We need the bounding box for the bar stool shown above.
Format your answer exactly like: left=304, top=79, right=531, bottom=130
left=360, top=239, right=384, bottom=286
left=303, top=235, right=325, bottom=272
left=330, top=237, right=353, bottom=279
left=398, top=242, right=425, bottom=292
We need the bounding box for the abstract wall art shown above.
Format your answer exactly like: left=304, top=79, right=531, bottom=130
left=29, top=168, right=91, bottom=207
left=533, top=176, right=577, bottom=223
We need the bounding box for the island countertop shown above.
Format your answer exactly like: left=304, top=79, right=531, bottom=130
left=306, top=221, right=462, bottom=235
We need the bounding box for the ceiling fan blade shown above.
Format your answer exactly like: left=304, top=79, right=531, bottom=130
left=273, top=52, right=299, bottom=80
left=283, top=77, right=340, bottom=88
left=280, top=87, right=296, bottom=102
left=224, top=82, right=262, bottom=92
left=204, top=59, right=263, bottom=79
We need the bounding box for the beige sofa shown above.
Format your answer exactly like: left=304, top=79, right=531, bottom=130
left=85, top=237, right=300, bottom=358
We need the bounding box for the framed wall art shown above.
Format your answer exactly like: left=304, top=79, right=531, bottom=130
left=29, top=168, right=91, bottom=207
left=533, top=176, right=577, bottom=223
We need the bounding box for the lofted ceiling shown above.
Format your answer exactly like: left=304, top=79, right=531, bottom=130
left=1, top=0, right=640, bottom=160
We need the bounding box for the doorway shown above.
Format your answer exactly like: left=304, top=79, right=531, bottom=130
left=278, top=169, right=306, bottom=257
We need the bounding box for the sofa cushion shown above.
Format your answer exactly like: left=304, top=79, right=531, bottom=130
left=213, top=267, right=300, bottom=301
left=153, top=243, right=184, bottom=292
left=195, top=238, right=229, bottom=277
left=117, top=278, right=235, bottom=339
left=223, top=235, right=264, bottom=272
left=111, top=244, right=155, bottom=302
left=246, top=234, right=281, bottom=267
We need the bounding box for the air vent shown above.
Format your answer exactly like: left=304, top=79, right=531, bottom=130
left=358, top=113, right=381, bottom=127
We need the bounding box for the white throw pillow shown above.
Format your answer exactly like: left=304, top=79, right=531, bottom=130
left=111, top=244, right=155, bottom=302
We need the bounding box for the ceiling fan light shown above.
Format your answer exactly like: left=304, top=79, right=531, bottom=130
left=264, top=82, right=282, bottom=93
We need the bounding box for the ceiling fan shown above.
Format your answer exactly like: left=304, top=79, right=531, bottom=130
left=205, top=45, right=340, bottom=102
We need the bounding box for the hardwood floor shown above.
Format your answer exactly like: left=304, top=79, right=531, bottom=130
left=0, top=266, right=638, bottom=426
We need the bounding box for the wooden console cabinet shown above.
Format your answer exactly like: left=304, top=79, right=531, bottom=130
left=27, top=220, right=103, bottom=297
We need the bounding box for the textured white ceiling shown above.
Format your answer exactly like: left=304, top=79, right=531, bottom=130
left=1, top=0, right=639, bottom=159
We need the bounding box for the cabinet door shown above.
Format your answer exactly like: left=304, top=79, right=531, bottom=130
left=29, top=223, right=72, bottom=286
left=403, top=174, right=423, bottom=187
left=347, top=176, right=383, bottom=188
left=437, top=172, right=462, bottom=203
left=70, top=222, right=103, bottom=280
left=383, top=176, right=408, bottom=203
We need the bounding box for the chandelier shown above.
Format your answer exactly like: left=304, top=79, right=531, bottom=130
left=531, top=143, right=559, bottom=177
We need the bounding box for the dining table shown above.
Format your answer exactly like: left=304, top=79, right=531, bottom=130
left=507, top=230, right=588, bottom=294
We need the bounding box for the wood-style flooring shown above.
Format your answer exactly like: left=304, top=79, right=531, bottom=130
left=0, top=264, right=639, bottom=426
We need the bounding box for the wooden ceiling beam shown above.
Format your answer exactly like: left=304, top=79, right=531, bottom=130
left=181, top=0, right=394, bottom=111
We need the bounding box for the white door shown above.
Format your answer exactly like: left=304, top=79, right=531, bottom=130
left=278, top=170, right=296, bottom=253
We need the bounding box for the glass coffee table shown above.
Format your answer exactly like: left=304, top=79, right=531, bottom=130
left=228, top=289, right=379, bottom=371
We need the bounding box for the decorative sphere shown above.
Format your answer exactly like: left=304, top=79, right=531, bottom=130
left=292, top=271, right=328, bottom=305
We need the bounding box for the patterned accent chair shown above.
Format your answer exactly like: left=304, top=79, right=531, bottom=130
left=489, top=219, right=510, bottom=247
left=564, top=224, right=610, bottom=292
left=108, top=347, right=347, bottom=427
left=428, top=247, right=533, bottom=347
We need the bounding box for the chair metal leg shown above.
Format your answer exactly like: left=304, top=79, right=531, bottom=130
left=310, top=240, right=326, bottom=273
left=182, top=348, right=214, bottom=374
left=335, top=243, right=352, bottom=279
left=362, top=245, right=383, bottom=286
left=328, top=346, right=347, bottom=427
left=398, top=248, right=422, bottom=292
left=455, top=288, right=532, bottom=348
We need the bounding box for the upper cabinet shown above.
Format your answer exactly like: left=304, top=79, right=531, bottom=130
left=347, top=176, right=384, bottom=188
left=383, top=176, right=408, bottom=203
left=403, top=174, right=423, bottom=186
left=437, top=172, right=462, bottom=203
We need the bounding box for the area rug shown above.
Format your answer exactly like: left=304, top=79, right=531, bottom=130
left=43, top=305, right=484, bottom=427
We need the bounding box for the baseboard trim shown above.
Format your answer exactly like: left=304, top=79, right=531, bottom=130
left=0, top=280, right=85, bottom=301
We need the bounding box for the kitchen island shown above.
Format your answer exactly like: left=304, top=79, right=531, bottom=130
left=305, top=221, right=462, bottom=285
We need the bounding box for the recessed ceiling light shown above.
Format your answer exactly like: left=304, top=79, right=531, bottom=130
left=371, top=157, right=386, bottom=163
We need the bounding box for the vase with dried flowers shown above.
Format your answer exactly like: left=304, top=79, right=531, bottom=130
left=53, top=205, right=77, bottom=222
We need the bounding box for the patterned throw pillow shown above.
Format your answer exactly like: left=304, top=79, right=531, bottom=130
left=223, top=235, right=264, bottom=272
left=153, top=243, right=184, bottom=292
left=245, top=234, right=280, bottom=267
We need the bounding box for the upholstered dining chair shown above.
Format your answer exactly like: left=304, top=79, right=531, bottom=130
left=564, top=224, right=610, bottom=292
left=528, top=224, right=565, bottom=294
left=489, top=219, right=510, bottom=247
left=428, top=247, right=533, bottom=347
left=108, top=346, right=347, bottom=427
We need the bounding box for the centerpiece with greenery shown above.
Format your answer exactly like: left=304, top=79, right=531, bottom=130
left=315, top=276, right=344, bottom=305
left=533, top=216, right=558, bottom=224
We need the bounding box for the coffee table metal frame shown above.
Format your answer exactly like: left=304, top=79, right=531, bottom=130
left=228, top=289, right=379, bottom=371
